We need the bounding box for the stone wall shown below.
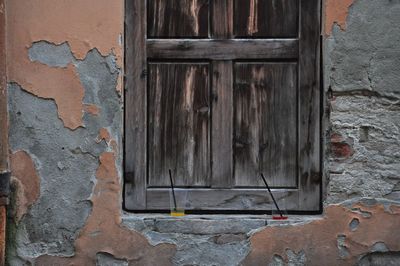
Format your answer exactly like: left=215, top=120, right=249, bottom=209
left=5, top=0, right=400, bottom=265
left=325, top=0, right=400, bottom=205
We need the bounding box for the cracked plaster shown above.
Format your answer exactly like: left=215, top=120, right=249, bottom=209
left=7, top=47, right=124, bottom=263
left=6, top=0, right=124, bottom=129
left=4, top=0, right=400, bottom=265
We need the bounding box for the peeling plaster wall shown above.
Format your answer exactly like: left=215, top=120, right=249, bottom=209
left=6, top=0, right=124, bottom=130
left=4, top=0, right=400, bottom=265
left=325, top=0, right=400, bottom=203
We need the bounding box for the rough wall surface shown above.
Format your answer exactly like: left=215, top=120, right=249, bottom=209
left=6, top=0, right=124, bottom=130
left=326, top=0, right=400, bottom=203
left=5, top=0, right=400, bottom=265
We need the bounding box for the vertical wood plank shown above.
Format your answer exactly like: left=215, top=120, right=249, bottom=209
left=298, top=0, right=321, bottom=210
left=234, top=63, right=297, bottom=188
left=211, top=0, right=233, bottom=188
left=124, top=0, right=147, bottom=210
left=211, top=61, right=233, bottom=188
left=148, top=0, right=209, bottom=38
left=211, top=0, right=233, bottom=39
left=233, top=0, right=299, bottom=38
left=148, top=63, right=210, bottom=187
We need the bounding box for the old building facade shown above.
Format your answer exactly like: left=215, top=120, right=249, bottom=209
left=0, top=0, right=399, bottom=265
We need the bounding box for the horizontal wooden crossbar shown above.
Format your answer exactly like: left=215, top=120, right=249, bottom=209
left=147, top=39, right=299, bottom=60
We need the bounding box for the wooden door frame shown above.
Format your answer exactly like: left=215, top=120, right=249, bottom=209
left=124, top=0, right=322, bottom=213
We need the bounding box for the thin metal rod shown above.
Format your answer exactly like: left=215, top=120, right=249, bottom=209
left=169, top=169, right=177, bottom=210
left=260, top=173, right=283, bottom=217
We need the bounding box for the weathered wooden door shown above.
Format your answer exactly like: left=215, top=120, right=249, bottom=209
left=125, top=0, right=321, bottom=212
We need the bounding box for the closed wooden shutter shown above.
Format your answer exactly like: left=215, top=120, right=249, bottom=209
left=125, top=0, right=321, bottom=212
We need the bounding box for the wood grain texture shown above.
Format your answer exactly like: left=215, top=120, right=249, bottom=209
left=146, top=188, right=300, bottom=210
left=298, top=0, right=321, bottom=210
left=210, top=2, right=234, bottom=189
left=211, top=61, right=233, bottom=188
left=211, top=0, right=233, bottom=39
left=234, top=0, right=299, bottom=38
left=147, top=39, right=299, bottom=60
left=124, top=0, right=147, bottom=210
left=234, top=63, right=297, bottom=188
left=148, top=63, right=211, bottom=187
left=148, top=0, right=209, bottom=38
left=125, top=0, right=321, bottom=212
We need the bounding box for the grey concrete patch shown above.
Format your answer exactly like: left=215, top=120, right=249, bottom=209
left=357, top=252, right=400, bottom=266
left=269, top=255, right=285, bottom=266
left=267, top=250, right=306, bottom=266
left=122, top=215, right=271, bottom=234
left=172, top=237, right=250, bottom=266
left=349, top=217, right=359, bottom=231
left=286, top=249, right=306, bottom=266
left=122, top=215, right=265, bottom=266
left=75, top=49, right=122, bottom=159
left=7, top=45, right=121, bottom=263
left=28, top=41, right=74, bottom=67
left=327, top=0, right=400, bottom=97
left=8, top=84, right=96, bottom=258
left=144, top=231, right=250, bottom=266
left=387, top=184, right=400, bottom=200
left=265, top=216, right=322, bottom=227
left=337, top=234, right=350, bottom=259
left=339, top=198, right=400, bottom=210
left=211, top=234, right=247, bottom=244
left=370, top=242, right=389, bottom=253
left=328, top=95, right=400, bottom=203
left=152, top=218, right=266, bottom=234
left=324, top=0, right=400, bottom=205
left=122, top=214, right=325, bottom=266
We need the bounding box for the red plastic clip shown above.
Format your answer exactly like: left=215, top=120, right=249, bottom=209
left=272, top=216, right=288, bottom=220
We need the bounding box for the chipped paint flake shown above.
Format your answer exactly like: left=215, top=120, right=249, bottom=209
left=84, top=104, right=100, bottom=116
left=10, top=150, right=40, bottom=222
left=244, top=203, right=400, bottom=266
left=36, top=152, right=175, bottom=265
left=96, top=128, right=111, bottom=144
left=325, top=0, right=355, bottom=36
left=6, top=0, right=124, bottom=129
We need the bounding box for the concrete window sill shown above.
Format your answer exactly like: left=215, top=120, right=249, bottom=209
left=121, top=213, right=324, bottom=264
left=122, top=212, right=324, bottom=236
